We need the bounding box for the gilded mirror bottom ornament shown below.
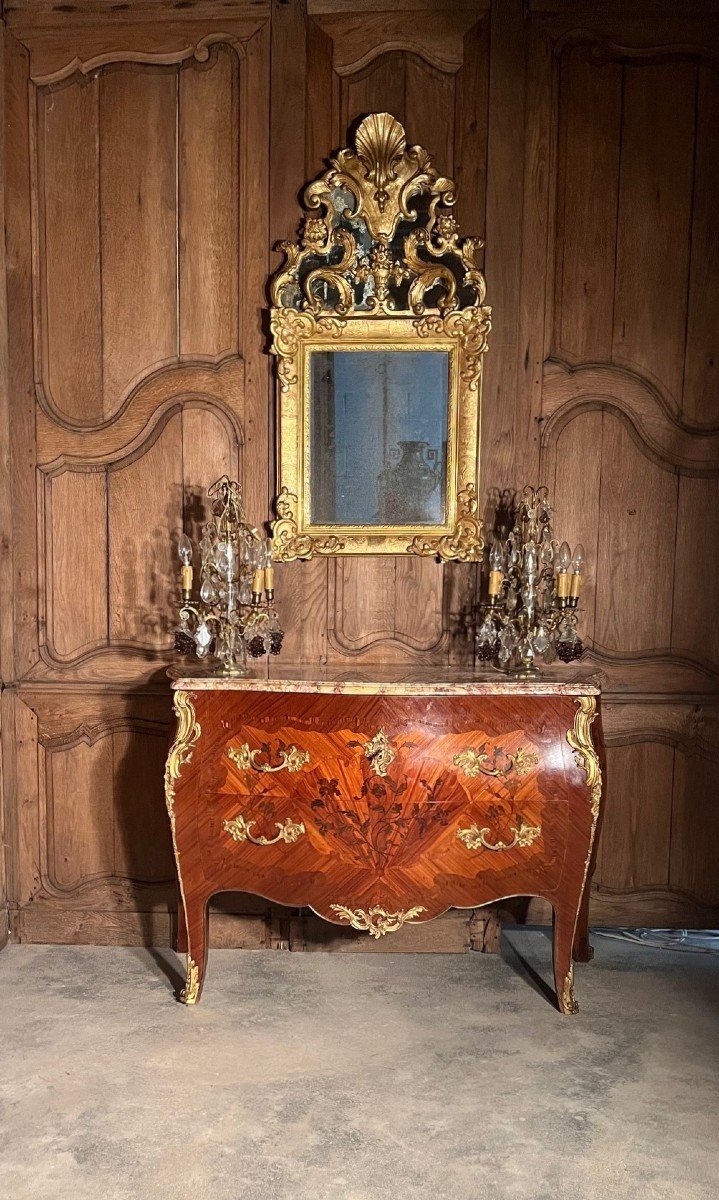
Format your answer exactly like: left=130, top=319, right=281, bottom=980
left=269, top=113, right=490, bottom=561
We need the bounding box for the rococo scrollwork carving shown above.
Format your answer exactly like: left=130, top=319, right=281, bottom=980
left=566, top=696, right=602, bottom=819
left=329, top=904, right=427, bottom=939
left=456, top=821, right=542, bottom=853
left=228, top=741, right=310, bottom=775
left=164, top=690, right=201, bottom=831
left=363, top=729, right=396, bottom=777
left=271, top=112, right=487, bottom=319
left=222, top=814, right=306, bottom=847
left=269, top=112, right=491, bottom=562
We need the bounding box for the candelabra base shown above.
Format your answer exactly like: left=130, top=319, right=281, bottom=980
left=215, top=661, right=250, bottom=678
left=509, top=664, right=541, bottom=680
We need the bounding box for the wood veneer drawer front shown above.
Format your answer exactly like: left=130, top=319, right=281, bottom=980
left=196, top=740, right=570, bottom=917
left=195, top=690, right=579, bottom=751
left=191, top=690, right=581, bottom=801
left=198, top=787, right=568, bottom=920
left=213, top=721, right=558, bottom=806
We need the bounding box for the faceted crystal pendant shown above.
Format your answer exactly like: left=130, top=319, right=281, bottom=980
left=195, top=620, right=212, bottom=649
left=540, top=533, right=554, bottom=565
left=199, top=578, right=216, bottom=604
left=532, top=626, right=550, bottom=655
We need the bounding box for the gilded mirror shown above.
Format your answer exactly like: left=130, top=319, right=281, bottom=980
left=270, top=112, right=491, bottom=561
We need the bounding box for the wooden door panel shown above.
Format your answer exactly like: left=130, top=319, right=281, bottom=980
left=178, top=45, right=240, bottom=359
left=4, top=14, right=269, bottom=944
left=12, top=689, right=175, bottom=935
left=539, top=18, right=719, bottom=927
left=552, top=47, right=621, bottom=363
left=38, top=77, right=103, bottom=423
left=684, top=64, right=719, bottom=425
left=39, top=403, right=239, bottom=677
left=612, top=60, right=696, bottom=406
left=37, top=51, right=241, bottom=428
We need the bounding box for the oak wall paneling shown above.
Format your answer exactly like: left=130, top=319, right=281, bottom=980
left=1, top=0, right=717, bottom=952
left=0, top=18, right=10, bottom=950
left=535, top=5, right=719, bottom=928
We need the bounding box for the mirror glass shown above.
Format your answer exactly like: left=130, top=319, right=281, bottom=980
left=309, top=349, right=450, bottom=527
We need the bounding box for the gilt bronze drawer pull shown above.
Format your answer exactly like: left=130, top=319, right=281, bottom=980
left=228, top=743, right=310, bottom=774
left=223, top=814, right=306, bottom=846
left=329, top=903, right=427, bottom=938
left=452, top=746, right=538, bottom=779
left=456, top=820, right=541, bottom=852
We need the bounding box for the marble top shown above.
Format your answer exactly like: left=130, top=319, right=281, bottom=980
left=168, top=663, right=600, bottom=697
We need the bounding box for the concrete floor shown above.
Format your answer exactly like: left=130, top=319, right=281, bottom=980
left=0, top=933, right=717, bottom=1200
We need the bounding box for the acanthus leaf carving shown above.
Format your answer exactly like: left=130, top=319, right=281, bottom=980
left=270, top=112, right=489, bottom=320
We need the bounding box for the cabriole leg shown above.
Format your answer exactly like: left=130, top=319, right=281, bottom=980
left=572, top=883, right=594, bottom=963
left=176, top=889, right=188, bottom=954
left=553, top=903, right=580, bottom=1015
left=180, top=892, right=210, bottom=1005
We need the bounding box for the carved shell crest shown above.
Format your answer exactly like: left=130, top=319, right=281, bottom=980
left=270, top=112, right=487, bottom=318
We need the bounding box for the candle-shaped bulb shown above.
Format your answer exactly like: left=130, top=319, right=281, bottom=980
left=488, top=540, right=504, bottom=598
left=178, top=533, right=192, bottom=566
left=264, top=539, right=276, bottom=596
left=570, top=543, right=585, bottom=602
left=556, top=541, right=572, bottom=573
left=251, top=568, right=264, bottom=601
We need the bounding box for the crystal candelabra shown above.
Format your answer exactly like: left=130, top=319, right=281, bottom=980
left=475, top=486, right=586, bottom=676
left=173, top=476, right=283, bottom=675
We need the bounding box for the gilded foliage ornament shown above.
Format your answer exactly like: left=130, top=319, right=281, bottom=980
left=181, top=957, right=200, bottom=1005
left=228, top=742, right=310, bottom=775
left=329, top=904, right=427, bottom=939
left=566, top=696, right=602, bottom=819
left=363, top=729, right=397, bottom=778
left=269, top=113, right=491, bottom=561
left=223, top=814, right=306, bottom=847
left=456, top=822, right=542, bottom=853
left=164, top=690, right=201, bottom=828
left=271, top=111, right=488, bottom=321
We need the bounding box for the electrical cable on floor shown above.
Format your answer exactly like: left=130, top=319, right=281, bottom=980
left=594, top=928, right=719, bottom=954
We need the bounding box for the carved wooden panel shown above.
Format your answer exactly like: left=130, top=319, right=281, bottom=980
left=537, top=21, right=719, bottom=925
left=2, top=0, right=718, bottom=945
left=3, top=7, right=271, bottom=944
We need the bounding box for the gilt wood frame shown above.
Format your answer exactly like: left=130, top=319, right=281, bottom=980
left=269, top=112, right=491, bottom=561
